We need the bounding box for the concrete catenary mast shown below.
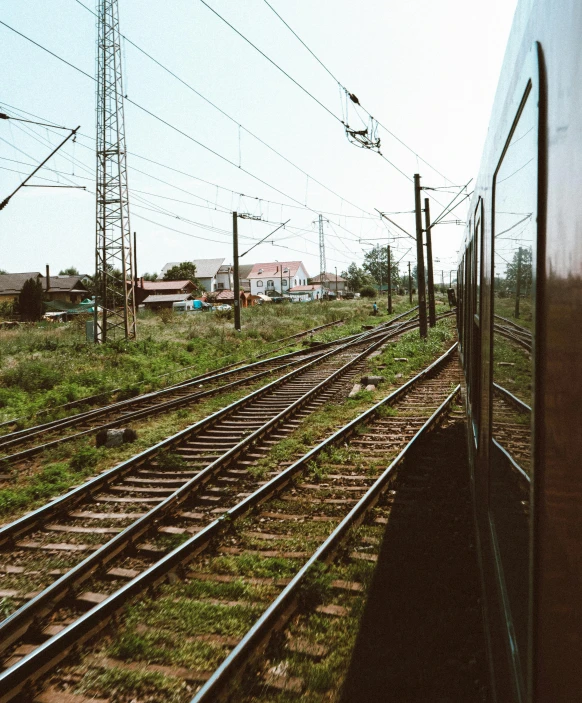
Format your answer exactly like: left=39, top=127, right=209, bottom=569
left=94, top=0, right=136, bottom=341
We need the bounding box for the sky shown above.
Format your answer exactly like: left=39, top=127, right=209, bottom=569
left=1, top=0, right=518, bottom=281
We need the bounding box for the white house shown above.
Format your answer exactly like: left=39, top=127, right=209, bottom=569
left=247, top=261, right=310, bottom=296
left=161, top=258, right=232, bottom=293
left=288, top=283, right=325, bottom=302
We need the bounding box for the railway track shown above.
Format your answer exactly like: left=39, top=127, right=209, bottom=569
left=492, top=383, right=532, bottom=476
left=0, top=312, right=419, bottom=466
left=0, top=342, right=459, bottom=703
left=493, top=315, right=533, bottom=352
left=0, top=317, right=351, bottom=437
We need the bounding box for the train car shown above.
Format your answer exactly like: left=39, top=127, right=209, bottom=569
left=458, top=0, right=582, bottom=700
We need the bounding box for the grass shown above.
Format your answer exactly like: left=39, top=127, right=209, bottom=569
left=492, top=334, right=532, bottom=404
left=0, top=299, right=400, bottom=425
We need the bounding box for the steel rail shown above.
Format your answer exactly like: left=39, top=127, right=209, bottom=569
left=0, top=347, right=327, bottom=454
left=494, top=314, right=533, bottom=338
left=0, top=320, right=419, bottom=465
left=0, top=326, right=402, bottom=549
left=493, top=382, right=532, bottom=414
left=493, top=324, right=532, bottom=352
left=192, top=384, right=461, bottom=703
left=0, top=311, right=410, bottom=447
left=0, top=344, right=457, bottom=701
left=0, top=345, right=328, bottom=447
left=491, top=438, right=531, bottom=484
left=0, top=317, right=351, bottom=433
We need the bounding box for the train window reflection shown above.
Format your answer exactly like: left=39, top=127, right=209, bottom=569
left=491, top=84, right=536, bottom=684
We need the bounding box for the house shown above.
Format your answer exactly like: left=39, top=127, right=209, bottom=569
left=134, top=279, right=197, bottom=306
left=213, top=289, right=258, bottom=308
left=248, top=261, right=310, bottom=297
left=309, top=272, right=348, bottom=294
left=161, top=259, right=232, bottom=293
left=44, top=275, right=89, bottom=305
left=0, top=270, right=89, bottom=305
left=0, top=272, right=42, bottom=303
left=288, top=284, right=326, bottom=302
left=238, top=263, right=254, bottom=292
left=142, top=293, right=194, bottom=311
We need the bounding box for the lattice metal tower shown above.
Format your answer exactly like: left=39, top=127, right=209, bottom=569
left=318, top=214, right=326, bottom=279
left=94, top=0, right=136, bottom=342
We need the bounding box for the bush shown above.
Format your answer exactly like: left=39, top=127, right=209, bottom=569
left=2, top=359, right=62, bottom=392
left=360, top=285, right=377, bottom=298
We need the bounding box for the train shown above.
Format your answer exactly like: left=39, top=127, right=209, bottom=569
left=457, top=0, right=582, bottom=700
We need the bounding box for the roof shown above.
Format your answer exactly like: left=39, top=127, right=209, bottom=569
left=309, top=272, right=346, bottom=283
left=288, top=284, right=323, bottom=292
left=238, top=264, right=254, bottom=280
left=248, top=261, right=307, bottom=279
left=161, top=258, right=225, bottom=279
left=218, top=264, right=232, bottom=273
left=142, top=293, right=193, bottom=304
left=46, top=275, right=89, bottom=292
left=138, top=280, right=194, bottom=291
left=0, top=272, right=42, bottom=295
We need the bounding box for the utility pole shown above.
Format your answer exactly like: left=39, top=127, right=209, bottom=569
left=133, top=231, right=138, bottom=284
left=408, top=261, right=412, bottom=304
left=335, top=266, right=338, bottom=298
left=441, top=270, right=445, bottom=290
left=95, top=0, right=136, bottom=342
left=414, top=174, right=428, bottom=338
left=233, top=211, right=241, bottom=331
left=387, top=245, right=392, bottom=314
left=515, top=246, right=522, bottom=319
left=318, top=214, right=326, bottom=281
left=424, top=198, right=436, bottom=327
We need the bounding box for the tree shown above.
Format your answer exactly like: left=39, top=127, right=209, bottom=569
left=19, top=277, right=44, bottom=321
left=163, top=262, right=200, bottom=289
left=362, top=246, right=400, bottom=289
left=504, top=247, right=533, bottom=295
left=0, top=269, right=7, bottom=275
left=341, top=263, right=374, bottom=293
left=59, top=266, right=79, bottom=276
left=142, top=272, right=158, bottom=281
left=360, top=285, right=377, bottom=298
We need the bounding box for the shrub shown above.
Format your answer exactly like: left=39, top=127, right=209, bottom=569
left=360, top=285, right=377, bottom=298
left=2, top=359, right=62, bottom=392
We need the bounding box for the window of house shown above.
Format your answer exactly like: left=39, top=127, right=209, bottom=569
left=282, top=279, right=288, bottom=286
left=256, top=280, right=263, bottom=287
left=294, top=279, right=297, bottom=285
left=267, top=280, right=274, bottom=288
left=217, top=283, right=224, bottom=290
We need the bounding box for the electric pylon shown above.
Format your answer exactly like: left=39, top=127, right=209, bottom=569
left=94, top=0, right=136, bottom=342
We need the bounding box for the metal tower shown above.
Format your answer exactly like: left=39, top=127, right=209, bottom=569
left=95, top=0, right=136, bottom=342
left=318, top=214, right=326, bottom=279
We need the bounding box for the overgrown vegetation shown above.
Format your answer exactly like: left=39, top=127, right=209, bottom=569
left=0, top=299, right=396, bottom=424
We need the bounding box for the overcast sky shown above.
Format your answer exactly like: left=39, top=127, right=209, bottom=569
left=1, top=0, right=517, bottom=280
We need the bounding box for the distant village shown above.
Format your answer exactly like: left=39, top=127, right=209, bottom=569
left=0, top=258, right=351, bottom=323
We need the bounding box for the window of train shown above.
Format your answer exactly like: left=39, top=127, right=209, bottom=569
left=491, top=81, right=536, bottom=685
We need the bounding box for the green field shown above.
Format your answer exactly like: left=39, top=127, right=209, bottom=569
left=0, top=298, right=417, bottom=425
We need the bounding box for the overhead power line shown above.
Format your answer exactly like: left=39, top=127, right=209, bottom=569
left=0, top=21, right=368, bottom=243
left=260, top=0, right=455, bottom=184
left=71, top=0, right=369, bottom=217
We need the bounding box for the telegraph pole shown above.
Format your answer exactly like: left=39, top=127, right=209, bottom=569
left=414, top=174, right=428, bottom=338
left=424, top=198, right=436, bottom=327
left=95, top=0, right=136, bottom=342
left=515, top=246, right=522, bottom=319
left=408, top=261, right=412, bottom=304
left=318, top=214, right=326, bottom=280
left=387, top=245, right=392, bottom=314
left=233, top=211, right=241, bottom=331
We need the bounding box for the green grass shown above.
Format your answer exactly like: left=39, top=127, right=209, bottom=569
left=0, top=299, right=398, bottom=425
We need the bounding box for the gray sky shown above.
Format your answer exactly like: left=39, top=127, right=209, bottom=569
left=1, top=0, right=517, bottom=280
